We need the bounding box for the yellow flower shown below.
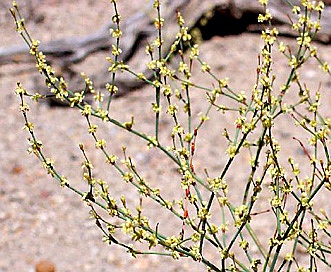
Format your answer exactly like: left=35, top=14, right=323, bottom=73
left=166, top=104, right=178, bottom=116
left=151, top=103, right=162, bottom=113
left=110, top=28, right=122, bottom=38
left=95, top=139, right=106, bottom=149
left=321, top=61, right=330, bottom=73
left=59, top=176, right=68, bottom=187
left=88, top=124, right=98, bottom=134
left=316, top=1, right=324, bottom=12
left=69, top=91, right=85, bottom=107
left=95, top=108, right=109, bottom=122
left=197, top=206, right=211, bottom=220
left=123, top=116, right=134, bottom=130
left=112, top=14, right=121, bottom=24
left=297, top=33, right=311, bottom=47
left=42, top=158, right=55, bottom=176
left=208, top=177, right=227, bottom=193
left=23, top=122, right=34, bottom=131
left=189, top=44, right=199, bottom=59
left=162, top=85, right=172, bottom=96
left=28, top=139, right=42, bottom=154
left=93, top=92, right=104, bottom=102
left=258, top=9, right=272, bottom=22
left=201, top=62, right=211, bottom=72
left=106, top=155, right=117, bottom=165
left=226, top=144, right=237, bottom=158
left=278, top=42, right=286, bottom=53
left=239, top=240, right=249, bottom=250
left=19, top=102, right=29, bottom=113
left=152, top=37, right=163, bottom=48
left=106, top=83, right=118, bottom=95
left=15, top=82, right=27, bottom=95
left=177, top=11, right=185, bottom=26
left=29, top=39, right=40, bottom=55
left=191, top=232, right=200, bottom=242
left=122, top=172, right=134, bottom=183
left=154, top=17, right=164, bottom=29
left=147, top=136, right=158, bottom=149
left=111, top=44, right=122, bottom=56
left=292, top=6, right=300, bottom=14
left=178, top=61, right=190, bottom=75
left=258, top=0, right=268, bottom=5
left=181, top=27, right=191, bottom=41
left=153, top=0, right=160, bottom=8
left=172, top=124, right=184, bottom=135
left=81, top=105, right=92, bottom=116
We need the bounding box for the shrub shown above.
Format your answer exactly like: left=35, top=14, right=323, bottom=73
left=11, top=0, right=331, bottom=271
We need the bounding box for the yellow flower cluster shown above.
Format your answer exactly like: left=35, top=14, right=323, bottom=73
left=234, top=205, right=250, bottom=227
left=258, top=9, right=272, bottom=23
left=207, top=176, right=227, bottom=193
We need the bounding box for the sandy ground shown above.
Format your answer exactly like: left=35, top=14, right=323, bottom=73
left=1, top=1, right=331, bottom=271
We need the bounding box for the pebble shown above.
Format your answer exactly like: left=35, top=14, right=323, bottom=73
left=35, top=261, right=55, bottom=272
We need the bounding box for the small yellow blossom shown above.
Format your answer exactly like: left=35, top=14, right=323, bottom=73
left=201, top=62, right=211, bottom=72
left=316, top=1, right=324, bottom=12
left=93, top=92, right=104, bottom=102
left=69, top=91, right=85, bottom=107
left=122, top=172, right=134, bottom=183
left=88, top=124, right=98, bottom=134
left=162, top=85, right=172, bottom=96
left=81, top=104, right=92, bottom=116
left=95, top=108, right=109, bottom=122
left=28, top=139, right=42, bottom=154
left=105, top=83, right=118, bottom=95
left=112, top=14, right=121, bottom=24
left=59, top=176, right=68, bottom=187
left=197, top=206, right=211, bottom=220
left=180, top=27, right=191, bottom=42
left=42, top=157, right=55, bottom=176
left=226, top=144, right=237, bottom=158
left=95, top=139, right=106, bottom=149
left=292, top=6, right=300, bottom=14
left=15, top=82, right=27, bottom=96
left=147, top=136, right=158, bottom=149
left=258, top=0, right=268, bottom=5
left=189, top=44, right=199, bottom=59
left=167, top=104, right=178, bottom=116
left=154, top=17, right=164, bottom=29
left=19, top=102, right=29, bottom=112
left=278, top=42, right=286, bottom=53
left=172, top=124, right=184, bottom=135
left=220, top=222, right=229, bottom=233
left=165, top=235, right=180, bottom=249
left=239, top=240, right=249, bottom=250
left=23, top=122, right=34, bottom=131
left=177, top=11, right=185, bottom=26
left=106, top=155, right=117, bottom=165
left=151, top=103, right=162, bottom=113
left=321, top=61, right=330, bottom=73
left=29, top=39, right=40, bottom=55
left=218, top=78, right=229, bottom=88
left=153, top=0, right=160, bottom=8
left=152, top=37, right=163, bottom=48
left=123, top=116, right=134, bottom=130
left=258, top=9, right=272, bottom=22
left=110, top=28, right=122, bottom=38
left=111, top=44, right=122, bottom=56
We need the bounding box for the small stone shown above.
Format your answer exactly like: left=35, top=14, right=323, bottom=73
left=35, top=260, right=55, bottom=272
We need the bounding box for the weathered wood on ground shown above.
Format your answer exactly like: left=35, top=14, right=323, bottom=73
left=1, top=0, right=331, bottom=97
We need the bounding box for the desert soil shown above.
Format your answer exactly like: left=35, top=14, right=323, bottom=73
left=1, top=0, right=331, bottom=271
